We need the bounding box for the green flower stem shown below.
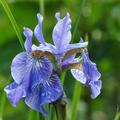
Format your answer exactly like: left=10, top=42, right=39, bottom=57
left=39, top=0, right=45, bottom=15
left=72, top=0, right=86, bottom=42
left=0, top=93, right=6, bottom=120
left=114, top=112, right=120, bottom=120
left=49, top=104, right=56, bottom=120
left=71, top=81, right=82, bottom=120
left=0, top=0, right=24, bottom=50
left=70, top=1, right=86, bottom=119
left=39, top=113, right=45, bottom=120
left=60, top=72, right=66, bottom=84
left=28, top=110, right=33, bottom=120
left=55, top=99, right=67, bottom=120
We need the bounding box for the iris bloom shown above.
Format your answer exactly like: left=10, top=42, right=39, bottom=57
left=4, top=28, right=63, bottom=115
left=71, top=39, right=102, bottom=99
left=33, top=12, right=101, bottom=98
left=4, top=12, right=101, bottom=116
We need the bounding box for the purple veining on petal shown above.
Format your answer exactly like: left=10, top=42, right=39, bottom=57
left=4, top=82, right=25, bottom=106
left=82, top=49, right=102, bottom=98
left=5, top=12, right=101, bottom=117
left=71, top=48, right=102, bottom=99
left=11, top=52, right=53, bottom=87
left=52, top=12, right=71, bottom=52
left=25, top=72, right=63, bottom=116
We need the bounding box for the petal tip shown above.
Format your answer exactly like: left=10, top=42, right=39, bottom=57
left=37, top=13, right=43, bottom=21
left=80, top=38, right=84, bottom=43
left=55, top=12, right=61, bottom=21
left=23, top=27, right=33, bottom=36
left=66, top=12, right=70, bottom=17
left=90, top=80, right=102, bottom=99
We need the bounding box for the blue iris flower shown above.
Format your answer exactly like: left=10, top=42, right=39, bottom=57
left=33, top=12, right=101, bottom=98
left=4, top=23, right=63, bottom=115
left=33, top=12, right=88, bottom=64
left=71, top=39, right=102, bottom=99
left=4, top=12, right=102, bottom=116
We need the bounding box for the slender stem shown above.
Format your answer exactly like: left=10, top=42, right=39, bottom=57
left=55, top=100, right=67, bottom=120
left=72, top=0, right=86, bottom=43
left=39, top=0, right=45, bottom=15
left=114, top=111, right=120, bottom=120
left=71, top=1, right=86, bottom=120
left=39, top=113, right=45, bottom=120
left=0, top=0, right=24, bottom=50
left=71, top=81, right=82, bottom=120
left=72, top=15, right=81, bottom=43
left=60, top=72, right=66, bottom=84
left=114, top=105, right=120, bottom=120
left=49, top=104, right=56, bottom=120
left=28, top=110, right=36, bottom=120
left=0, top=93, right=6, bottom=120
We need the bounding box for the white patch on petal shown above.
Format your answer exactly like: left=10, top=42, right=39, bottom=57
left=32, top=44, right=39, bottom=51
left=71, top=69, right=86, bottom=84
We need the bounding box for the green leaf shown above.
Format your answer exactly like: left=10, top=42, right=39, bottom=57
left=0, top=0, right=24, bottom=49
left=0, top=93, right=6, bottom=120
left=114, top=112, right=120, bottom=120
left=71, top=81, right=82, bottom=120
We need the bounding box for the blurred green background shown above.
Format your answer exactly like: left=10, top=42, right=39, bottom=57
left=0, top=0, right=120, bottom=120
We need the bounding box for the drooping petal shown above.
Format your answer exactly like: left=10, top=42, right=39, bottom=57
left=52, top=12, right=71, bottom=52
left=11, top=52, right=53, bottom=86
left=23, top=28, right=33, bottom=52
left=82, top=50, right=101, bottom=81
left=70, top=49, right=102, bottom=98
left=71, top=69, right=86, bottom=84
left=11, top=52, right=29, bottom=84
left=25, top=72, right=63, bottom=116
left=82, top=49, right=102, bottom=98
left=34, top=13, right=46, bottom=46
left=4, top=82, right=25, bottom=106
left=90, top=80, right=102, bottom=99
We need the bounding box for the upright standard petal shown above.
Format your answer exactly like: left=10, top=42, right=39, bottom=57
left=4, top=82, right=25, bottom=106
left=25, top=72, right=63, bottom=116
left=24, top=28, right=33, bottom=52
left=34, top=13, right=46, bottom=46
left=52, top=13, right=71, bottom=52
left=11, top=52, right=53, bottom=87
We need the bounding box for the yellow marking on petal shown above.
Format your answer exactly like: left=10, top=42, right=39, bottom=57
left=62, top=48, right=83, bottom=62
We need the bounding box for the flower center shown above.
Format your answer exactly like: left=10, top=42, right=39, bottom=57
left=31, top=50, right=45, bottom=58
